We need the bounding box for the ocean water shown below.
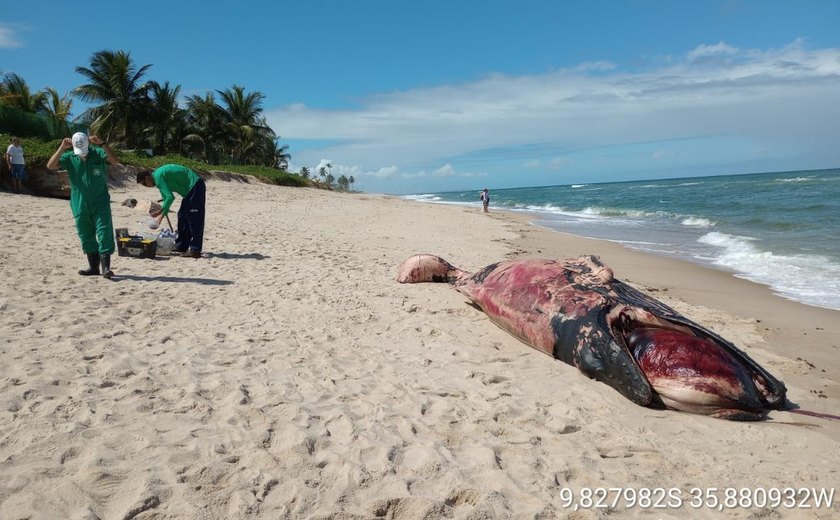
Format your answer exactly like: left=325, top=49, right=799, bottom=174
left=404, top=169, right=840, bottom=311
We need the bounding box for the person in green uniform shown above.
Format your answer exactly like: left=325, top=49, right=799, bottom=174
left=46, top=132, right=120, bottom=278
left=136, top=164, right=206, bottom=258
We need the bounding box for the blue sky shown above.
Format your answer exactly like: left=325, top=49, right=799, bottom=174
left=2, top=1, right=840, bottom=194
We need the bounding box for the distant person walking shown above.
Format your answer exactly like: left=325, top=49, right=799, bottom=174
left=46, top=132, right=121, bottom=278
left=137, top=164, right=206, bottom=258
left=5, top=136, right=26, bottom=194
left=480, top=188, right=490, bottom=212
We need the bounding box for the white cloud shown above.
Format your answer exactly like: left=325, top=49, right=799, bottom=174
left=315, top=158, right=333, bottom=173
left=686, top=41, right=738, bottom=62
left=288, top=159, right=401, bottom=181
left=574, top=61, right=616, bottom=72
left=267, top=40, right=840, bottom=192
left=370, top=165, right=399, bottom=178
left=0, top=24, right=23, bottom=48
left=433, top=163, right=456, bottom=177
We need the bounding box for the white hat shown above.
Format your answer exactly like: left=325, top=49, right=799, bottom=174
left=72, top=132, right=89, bottom=156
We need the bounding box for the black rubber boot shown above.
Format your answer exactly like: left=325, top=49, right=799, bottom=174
left=79, top=253, right=101, bottom=276
left=100, top=254, right=114, bottom=279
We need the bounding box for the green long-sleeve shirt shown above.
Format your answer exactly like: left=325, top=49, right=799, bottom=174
left=152, top=164, right=201, bottom=216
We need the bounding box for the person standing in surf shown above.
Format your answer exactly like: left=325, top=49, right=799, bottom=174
left=480, top=188, right=490, bottom=212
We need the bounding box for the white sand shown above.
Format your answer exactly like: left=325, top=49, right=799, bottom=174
left=1, top=177, right=838, bottom=519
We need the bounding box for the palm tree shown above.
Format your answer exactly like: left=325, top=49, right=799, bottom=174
left=349, top=175, right=355, bottom=191
left=300, top=166, right=310, bottom=179
left=183, top=91, right=227, bottom=162
left=231, top=124, right=259, bottom=164
left=273, top=138, right=291, bottom=169
left=337, top=175, right=350, bottom=191
left=217, top=84, right=264, bottom=126
left=1, top=72, right=46, bottom=113
left=242, top=115, right=284, bottom=167
left=146, top=80, right=184, bottom=155
left=216, top=84, right=273, bottom=164
left=181, top=84, right=282, bottom=167
left=73, top=49, right=153, bottom=146
left=0, top=69, right=7, bottom=105
left=41, top=87, right=74, bottom=120
left=1, top=73, right=77, bottom=138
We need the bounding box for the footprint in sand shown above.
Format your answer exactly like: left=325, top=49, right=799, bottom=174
left=324, top=414, right=354, bottom=444
left=446, top=488, right=483, bottom=507
left=481, top=374, right=509, bottom=385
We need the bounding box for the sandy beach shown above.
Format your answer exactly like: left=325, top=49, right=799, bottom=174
left=1, top=175, right=838, bottom=519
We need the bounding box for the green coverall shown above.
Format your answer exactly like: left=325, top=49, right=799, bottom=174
left=59, top=147, right=115, bottom=255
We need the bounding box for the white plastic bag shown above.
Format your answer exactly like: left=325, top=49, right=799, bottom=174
left=156, top=236, right=176, bottom=256
left=155, top=228, right=178, bottom=256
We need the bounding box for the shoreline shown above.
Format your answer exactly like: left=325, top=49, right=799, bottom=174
left=413, top=195, right=840, bottom=314
left=498, top=206, right=840, bottom=332
left=406, top=167, right=840, bottom=315
left=1, top=182, right=838, bottom=518
left=415, top=198, right=840, bottom=370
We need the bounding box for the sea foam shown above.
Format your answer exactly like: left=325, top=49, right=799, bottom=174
left=699, top=232, right=840, bottom=310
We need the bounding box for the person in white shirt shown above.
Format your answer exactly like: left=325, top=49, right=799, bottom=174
left=5, top=136, right=26, bottom=194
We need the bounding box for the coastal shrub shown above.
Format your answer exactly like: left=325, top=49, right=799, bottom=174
left=1, top=132, right=309, bottom=187
left=0, top=106, right=86, bottom=140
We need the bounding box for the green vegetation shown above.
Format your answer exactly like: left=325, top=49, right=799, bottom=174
left=0, top=133, right=64, bottom=167
left=0, top=132, right=307, bottom=187
left=2, top=51, right=355, bottom=191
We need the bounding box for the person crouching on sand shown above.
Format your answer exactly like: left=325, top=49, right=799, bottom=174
left=137, top=164, right=206, bottom=258
left=46, top=132, right=120, bottom=278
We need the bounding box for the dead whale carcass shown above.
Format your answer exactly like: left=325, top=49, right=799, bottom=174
left=397, top=254, right=787, bottom=420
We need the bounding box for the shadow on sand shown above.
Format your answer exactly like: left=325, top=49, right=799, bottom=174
left=115, top=274, right=234, bottom=286
left=203, top=252, right=269, bottom=260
